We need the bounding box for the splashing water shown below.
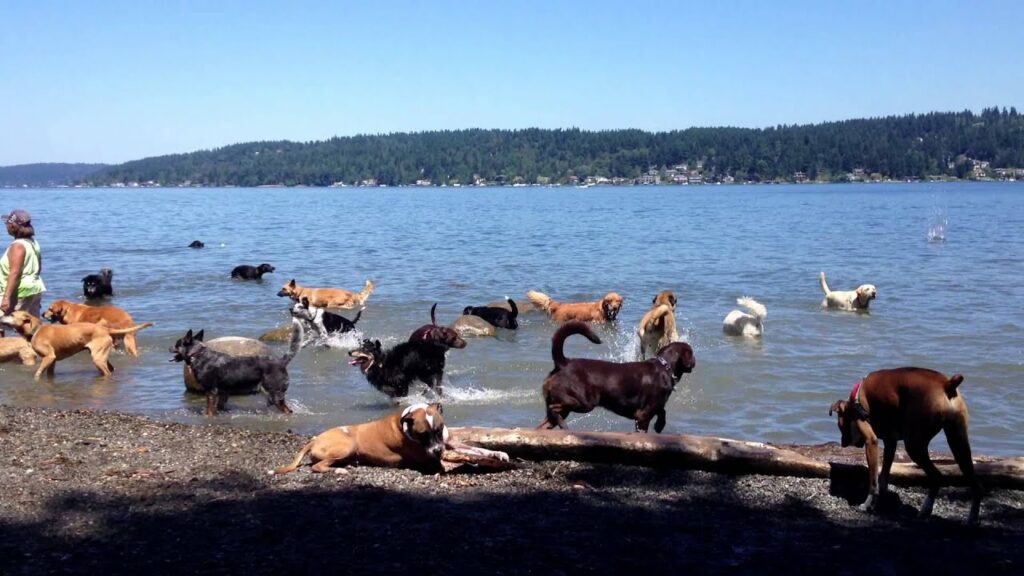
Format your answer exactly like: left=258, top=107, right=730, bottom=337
left=927, top=207, right=948, bottom=242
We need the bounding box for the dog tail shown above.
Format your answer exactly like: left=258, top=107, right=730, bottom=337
left=359, top=279, right=375, bottom=303
left=430, top=302, right=438, bottom=325
left=507, top=298, right=518, bottom=318
left=282, top=319, right=304, bottom=364
left=551, top=321, right=601, bottom=368
left=106, top=322, right=155, bottom=335
left=945, top=374, right=965, bottom=398
left=819, top=271, right=831, bottom=295
left=351, top=310, right=362, bottom=326
left=527, top=290, right=552, bottom=312
left=274, top=439, right=314, bottom=474
left=737, top=297, right=767, bottom=320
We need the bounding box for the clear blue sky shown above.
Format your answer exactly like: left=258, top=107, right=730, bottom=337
left=1, top=0, right=1021, bottom=165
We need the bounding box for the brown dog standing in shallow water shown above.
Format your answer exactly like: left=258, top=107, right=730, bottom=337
left=526, top=290, right=623, bottom=323
left=829, top=367, right=983, bottom=525
left=1, top=311, right=152, bottom=379
left=637, top=290, right=679, bottom=359
left=274, top=403, right=507, bottom=474
left=277, top=278, right=374, bottom=309
left=539, top=321, right=695, bottom=432
left=43, top=299, right=152, bottom=356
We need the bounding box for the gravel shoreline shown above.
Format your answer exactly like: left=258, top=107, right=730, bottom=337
left=1, top=405, right=1021, bottom=575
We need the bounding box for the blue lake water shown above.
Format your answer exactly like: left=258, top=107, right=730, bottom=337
left=1, top=183, right=1022, bottom=455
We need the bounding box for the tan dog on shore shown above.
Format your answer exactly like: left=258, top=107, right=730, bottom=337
left=43, top=299, right=152, bottom=356
left=1, top=311, right=153, bottom=379
left=274, top=403, right=508, bottom=474
left=527, top=290, right=623, bottom=323
left=277, top=278, right=374, bottom=309
left=829, top=367, right=983, bottom=525
left=0, top=336, right=37, bottom=365
left=637, top=290, right=679, bottom=359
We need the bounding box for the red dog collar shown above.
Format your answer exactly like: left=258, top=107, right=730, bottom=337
left=849, top=380, right=870, bottom=421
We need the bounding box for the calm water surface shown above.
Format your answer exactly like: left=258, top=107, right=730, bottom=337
left=2, top=183, right=1022, bottom=455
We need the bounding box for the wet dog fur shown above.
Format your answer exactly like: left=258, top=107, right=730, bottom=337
left=527, top=290, right=623, bottom=323
left=637, top=290, right=679, bottom=359
left=348, top=338, right=452, bottom=398
left=170, top=320, right=303, bottom=415
left=462, top=298, right=518, bottom=329
left=231, top=263, right=276, bottom=280
left=539, top=321, right=695, bottom=432
left=82, top=268, right=113, bottom=299
left=290, top=297, right=361, bottom=340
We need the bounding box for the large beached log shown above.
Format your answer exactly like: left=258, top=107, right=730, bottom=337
left=452, top=427, right=1024, bottom=489
left=453, top=427, right=829, bottom=478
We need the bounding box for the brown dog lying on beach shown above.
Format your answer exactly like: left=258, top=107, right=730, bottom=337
left=277, top=278, right=374, bottom=309
left=637, top=290, right=679, bottom=359
left=0, top=336, right=37, bottom=365
left=43, top=299, right=152, bottom=356
left=829, top=367, right=983, bottom=525
left=274, top=403, right=508, bottom=474
left=539, top=321, right=695, bottom=432
left=1, top=311, right=152, bottom=380
left=527, top=290, right=623, bottom=323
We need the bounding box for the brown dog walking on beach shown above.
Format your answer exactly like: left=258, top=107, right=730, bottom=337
left=829, top=367, right=983, bottom=525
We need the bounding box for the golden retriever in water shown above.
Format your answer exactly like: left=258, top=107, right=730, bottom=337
left=819, top=272, right=876, bottom=311
left=43, top=299, right=152, bottom=356
left=277, top=279, right=374, bottom=310
left=526, top=290, right=623, bottom=323
left=637, top=290, right=679, bottom=359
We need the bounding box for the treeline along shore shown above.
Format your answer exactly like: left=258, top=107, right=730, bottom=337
left=3, top=108, right=1023, bottom=188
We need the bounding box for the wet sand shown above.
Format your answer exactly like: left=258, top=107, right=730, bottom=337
left=0, top=405, right=1021, bottom=575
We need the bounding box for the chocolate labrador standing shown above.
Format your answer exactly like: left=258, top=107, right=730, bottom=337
left=539, top=321, right=695, bottom=432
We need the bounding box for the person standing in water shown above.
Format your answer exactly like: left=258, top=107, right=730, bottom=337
left=1, top=209, right=46, bottom=335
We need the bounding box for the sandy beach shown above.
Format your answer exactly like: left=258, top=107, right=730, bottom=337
left=0, top=405, right=1021, bottom=575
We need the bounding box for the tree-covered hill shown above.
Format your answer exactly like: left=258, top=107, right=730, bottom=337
left=0, top=163, right=108, bottom=187
left=83, top=108, right=1024, bottom=187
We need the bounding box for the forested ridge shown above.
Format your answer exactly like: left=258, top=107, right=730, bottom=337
left=76, top=107, right=1024, bottom=186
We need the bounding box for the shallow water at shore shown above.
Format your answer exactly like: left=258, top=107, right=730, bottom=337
left=1, top=183, right=1022, bottom=455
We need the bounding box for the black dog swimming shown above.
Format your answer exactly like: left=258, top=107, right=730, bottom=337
left=290, top=297, right=361, bottom=340
left=348, top=338, right=452, bottom=398
left=231, top=263, right=276, bottom=280
left=82, top=268, right=114, bottom=299
left=170, top=320, right=303, bottom=415
left=188, top=240, right=204, bottom=249
left=462, top=298, right=518, bottom=329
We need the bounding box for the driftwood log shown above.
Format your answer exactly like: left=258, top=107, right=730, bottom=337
left=452, top=427, right=1024, bottom=490
left=183, top=337, right=271, bottom=394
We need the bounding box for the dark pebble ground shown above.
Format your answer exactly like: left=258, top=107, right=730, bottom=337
left=0, top=405, right=1021, bottom=575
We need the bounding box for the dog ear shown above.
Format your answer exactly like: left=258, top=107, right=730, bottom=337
left=184, top=329, right=193, bottom=341
left=81, top=276, right=89, bottom=282
left=652, top=294, right=658, bottom=305
left=195, top=330, right=205, bottom=342
left=829, top=400, right=845, bottom=416
left=670, top=294, right=677, bottom=307
left=288, top=279, right=296, bottom=287
left=431, top=402, right=443, bottom=414
left=374, top=340, right=382, bottom=351
left=301, top=297, right=310, bottom=308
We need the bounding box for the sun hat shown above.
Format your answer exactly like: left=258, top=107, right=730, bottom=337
left=2, top=209, right=31, bottom=225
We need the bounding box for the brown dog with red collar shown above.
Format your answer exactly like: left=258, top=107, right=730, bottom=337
left=274, top=403, right=507, bottom=474
left=829, top=367, right=982, bottom=525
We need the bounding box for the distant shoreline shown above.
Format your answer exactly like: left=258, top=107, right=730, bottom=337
left=4, top=177, right=1020, bottom=190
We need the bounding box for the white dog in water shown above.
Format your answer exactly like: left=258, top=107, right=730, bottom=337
left=722, top=297, right=767, bottom=337
left=819, top=271, right=876, bottom=311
